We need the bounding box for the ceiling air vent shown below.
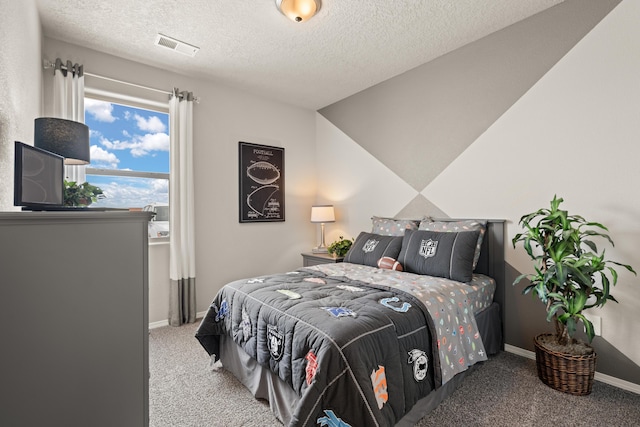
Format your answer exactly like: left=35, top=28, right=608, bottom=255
left=154, top=34, right=199, bottom=57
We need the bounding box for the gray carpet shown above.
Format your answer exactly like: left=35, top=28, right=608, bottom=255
left=150, top=322, right=640, bottom=427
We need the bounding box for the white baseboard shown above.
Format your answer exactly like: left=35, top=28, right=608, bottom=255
left=504, top=344, right=536, bottom=360
left=148, top=310, right=207, bottom=330
left=504, top=344, right=640, bottom=395
left=148, top=319, right=169, bottom=329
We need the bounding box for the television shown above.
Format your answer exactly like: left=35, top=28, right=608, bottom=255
left=14, top=141, right=65, bottom=210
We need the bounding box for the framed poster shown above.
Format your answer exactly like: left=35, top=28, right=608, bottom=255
left=239, top=141, right=285, bottom=223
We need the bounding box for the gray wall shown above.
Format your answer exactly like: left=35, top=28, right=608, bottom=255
left=317, top=0, right=640, bottom=386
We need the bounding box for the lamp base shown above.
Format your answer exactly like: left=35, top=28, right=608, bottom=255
left=312, top=246, right=328, bottom=254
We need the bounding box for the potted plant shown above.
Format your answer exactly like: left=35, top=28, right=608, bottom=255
left=327, top=236, right=353, bottom=258
left=64, top=180, right=105, bottom=207
left=512, top=195, right=635, bottom=395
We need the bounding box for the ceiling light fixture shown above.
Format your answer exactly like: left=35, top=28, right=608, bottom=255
left=276, top=0, right=320, bottom=23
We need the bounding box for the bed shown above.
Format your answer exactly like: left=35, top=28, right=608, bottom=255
left=196, top=218, right=505, bottom=427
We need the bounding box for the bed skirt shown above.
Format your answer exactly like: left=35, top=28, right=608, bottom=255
left=217, top=302, right=502, bottom=426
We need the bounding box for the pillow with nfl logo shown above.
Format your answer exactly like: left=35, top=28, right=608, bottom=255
left=398, top=229, right=480, bottom=283
left=344, top=232, right=403, bottom=267
left=418, top=219, right=486, bottom=270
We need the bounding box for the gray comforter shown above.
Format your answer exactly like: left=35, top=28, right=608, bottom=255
left=196, top=265, right=488, bottom=427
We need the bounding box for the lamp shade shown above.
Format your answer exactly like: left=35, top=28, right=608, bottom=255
left=34, top=117, right=90, bottom=165
left=311, top=205, right=335, bottom=223
left=276, top=0, right=319, bottom=23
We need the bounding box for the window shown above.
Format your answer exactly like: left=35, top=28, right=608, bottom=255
left=84, top=97, right=170, bottom=238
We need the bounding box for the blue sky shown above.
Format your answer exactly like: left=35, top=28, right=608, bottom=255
left=84, top=99, right=169, bottom=208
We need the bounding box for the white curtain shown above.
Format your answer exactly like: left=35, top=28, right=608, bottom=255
left=168, top=89, right=196, bottom=326
left=53, top=59, right=86, bottom=183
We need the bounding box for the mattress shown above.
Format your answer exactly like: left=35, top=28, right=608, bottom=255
left=303, top=263, right=496, bottom=316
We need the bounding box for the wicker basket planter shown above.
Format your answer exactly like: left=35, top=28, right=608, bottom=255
left=534, top=333, right=597, bottom=396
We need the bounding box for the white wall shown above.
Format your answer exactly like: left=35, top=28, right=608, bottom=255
left=314, top=113, right=419, bottom=243
left=0, top=0, right=42, bottom=210
left=42, top=38, right=318, bottom=323
left=426, top=0, right=640, bottom=366
left=148, top=242, right=170, bottom=323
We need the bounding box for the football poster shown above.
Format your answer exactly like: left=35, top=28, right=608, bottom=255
left=239, top=141, right=285, bottom=223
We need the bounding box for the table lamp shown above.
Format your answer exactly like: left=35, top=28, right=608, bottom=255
left=34, top=117, right=90, bottom=165
left=311, top=205, right=335, bottom=253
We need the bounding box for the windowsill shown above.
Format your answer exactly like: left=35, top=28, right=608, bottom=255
left=149, top=237, right=170, bottom=245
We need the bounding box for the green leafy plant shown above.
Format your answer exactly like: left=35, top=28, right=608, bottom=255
left=64, top=180, right=105, bottom=207
left=327, top=236, right=353, bottom=257
left=512, top=195, right=635, bottom=346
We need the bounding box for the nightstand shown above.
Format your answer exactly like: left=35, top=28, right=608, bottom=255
left=301, top=252, right=344, bottom=267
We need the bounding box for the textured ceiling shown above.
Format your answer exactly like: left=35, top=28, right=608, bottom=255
left=35, top=0, right=564, bottom=110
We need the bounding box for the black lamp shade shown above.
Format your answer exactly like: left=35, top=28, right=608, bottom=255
left=34, top=117, right=90, bottom=165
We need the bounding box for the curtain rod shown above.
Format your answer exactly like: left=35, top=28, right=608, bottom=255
left=42, top=59, right=199, bottom=102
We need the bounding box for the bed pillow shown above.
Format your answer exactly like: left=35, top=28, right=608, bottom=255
left=398, top=229, right=480, bottom=283
left=418, top=219, right=486, bottom=270
left=371, top=216, right=424, bottom=236
left=344, top=232, right=403, bottom=267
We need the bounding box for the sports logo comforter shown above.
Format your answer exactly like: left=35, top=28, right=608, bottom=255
left=196, top=266, right=486, bottom=427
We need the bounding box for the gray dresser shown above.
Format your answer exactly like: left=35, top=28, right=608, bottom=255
left=0, top=211, right=152, bottom=427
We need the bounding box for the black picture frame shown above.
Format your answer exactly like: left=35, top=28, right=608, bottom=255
left=239, top=141, right=285, bottom=223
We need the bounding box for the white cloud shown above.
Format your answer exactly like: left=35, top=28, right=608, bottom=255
left=100, top=137, right=128, bottom=150
left=85, top=99, right=117, bottom=123
left=131, top=133, right=170, bottom=157
left=100, top=132, right=169, bottom=157
left=134, top=114, right=166, bottom=133
left=91, top=178, right=168, bottom=208
left=90, top=145, right=119, bottom=168
left=151, top=178, right=168, bottom=193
